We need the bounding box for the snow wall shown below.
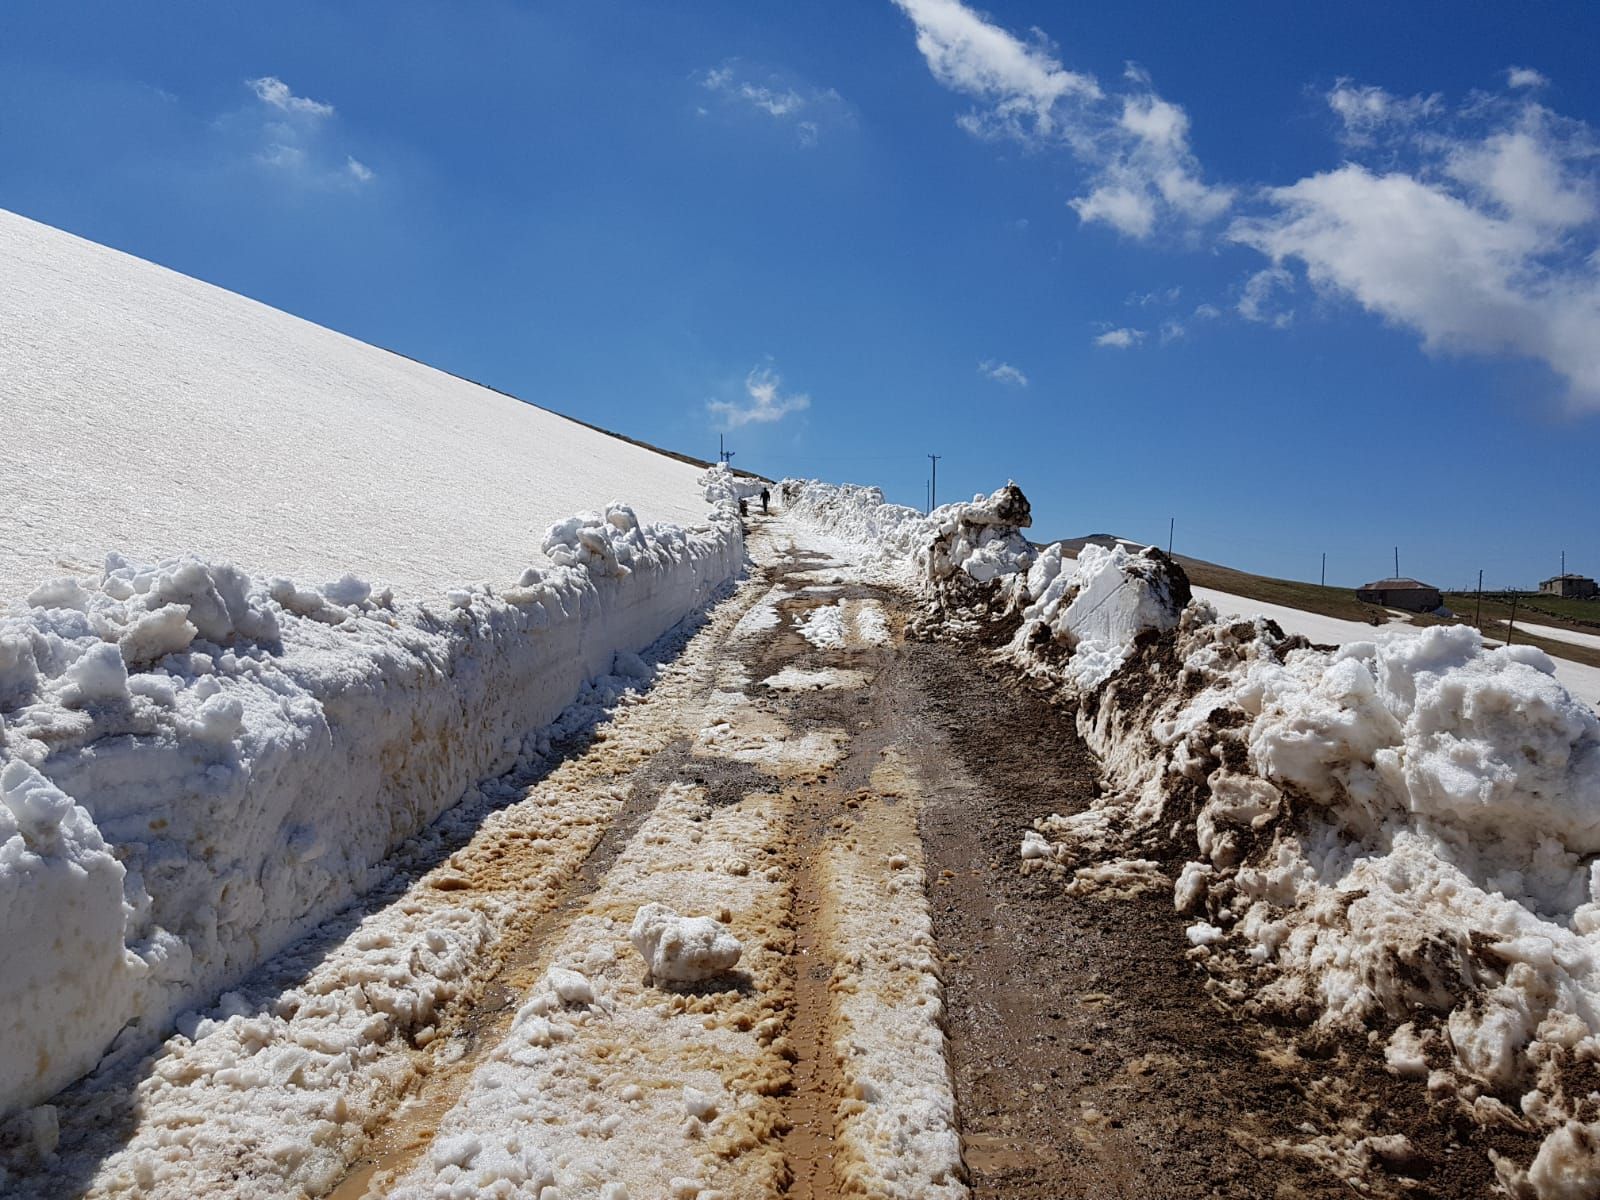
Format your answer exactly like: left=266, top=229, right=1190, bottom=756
left=783, top=475, right=1600, bottom=1198
left=0, top=468, right=746, bottom=1115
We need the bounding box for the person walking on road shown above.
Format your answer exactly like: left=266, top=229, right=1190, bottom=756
left=760, top=487, right=770, bottom=514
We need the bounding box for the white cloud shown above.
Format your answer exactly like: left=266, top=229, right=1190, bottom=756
left=708, top=367, right=812, bottom=429
left=890, top=0, right=1099, bottom=141
left=890, top=2, right=1229, bottom=239
left=1326, top=79, right=1442, bottom=143
left=1237, top=266, right=1295, bottom=328
left=1231, top=84, right=1600, bottom=408
left=1193, top=302, right=1222, bottom=320
left=1094, top=327, right=1145, bottom=349
left=978, top=359, right=1029, bottom=386
left=1159, top=319, right=1186, bottom=344
left=699, top=61, right=846, bottom=147
left=239, top=77, right=371, bottom=189
left=248, top=76, right=334, bottom=119
left=1507, top=66, right=1549, bottom=90
left=1447, top=127, right=1595, bottom=229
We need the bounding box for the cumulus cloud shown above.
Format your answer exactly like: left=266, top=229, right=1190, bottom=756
left=1507, top=66, right=1549, bottom=90
left=1231, top=87, right=1600, bottom=407
left=699, top=61, right=847, bottom=147
left=241, top=76, right=372, bottom=188
left=978, top=359, right=1029, bottom=386
left=1094, top=327, right=1145, bottom=349
left=890, top=2, right=1230, bottom=239
left=708, top=367, right=812, bottom=429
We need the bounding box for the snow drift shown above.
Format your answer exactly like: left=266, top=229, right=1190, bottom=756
left=784, top=475, right=1600, bottom=1197
left=0, top=468, right=746, bottom=1115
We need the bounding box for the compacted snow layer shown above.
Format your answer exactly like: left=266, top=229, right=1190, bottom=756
left=784, top=475, right=1600, bottom=1197
left=387, top=783, right=795, bottom=1200
left=0, top=470, right=746, bottom=1115
left=0, top=209, right=712, bottom=598
left=820, top=750, right=964, bottom=1199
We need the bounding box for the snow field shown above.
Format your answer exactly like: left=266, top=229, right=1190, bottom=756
left=819, top=749, right=965, bottom=1199
left=0, top=209, right=713, bottom=598
left=1, top=529, right=777, bottom=1194
left=782, top=475, right=1600, bottom=1196
left=385, top=782, right=798, bottom=1200
left=1193, top=583, right=1600, bottom=710
left=0, top=470, right=746, bottom=1117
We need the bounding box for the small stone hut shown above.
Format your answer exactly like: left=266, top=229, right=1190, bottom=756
left=1355, top=577, right=1443, bottom=613
left=1540, top=574, right=1599, bottom=599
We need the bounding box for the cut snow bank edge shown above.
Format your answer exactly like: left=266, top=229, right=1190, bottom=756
left=0, top=467, right=747, bottom=1115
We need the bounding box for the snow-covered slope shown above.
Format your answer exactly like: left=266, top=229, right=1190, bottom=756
left=0, top=209, right=709, bottom=601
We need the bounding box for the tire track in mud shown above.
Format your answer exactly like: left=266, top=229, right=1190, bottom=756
left=364, top=538, right=966, bottom=1199
left=900, top=631, right=1516, bottom=1199
left=323, top=532, right=808, bottom=1199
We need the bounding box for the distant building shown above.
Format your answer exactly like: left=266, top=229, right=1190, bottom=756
left=1541, top=574, right=1599, bottom=599
left=1356, top=577, right=1443, bottom=613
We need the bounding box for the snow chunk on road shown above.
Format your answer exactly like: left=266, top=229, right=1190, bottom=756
left=761, top=666, right=868, bottom=692
left=798, top=604, right=848, bottom=649
left=629, top=903, right=742, bottom=983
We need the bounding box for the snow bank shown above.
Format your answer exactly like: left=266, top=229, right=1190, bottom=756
left=1021, top=549, right=1600, bottom=1196
left=781, top=477, right=1034, bottom=609
left=785, top=473, right=1600, bottom=1195
left=0, top=476, right=744, bottom=1115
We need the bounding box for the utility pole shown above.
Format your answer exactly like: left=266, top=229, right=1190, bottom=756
left=928, top=454, right=941, bottom=512
left=1394, top=546, right=1400, bottom=578
left=1321, top=553, right=1326, bottom=588
left=1562, top=549, right=1566, bottom=578
left=1475, top=569, right=1484, bottom=631
left=1167, top=517, right=1174, bottom=557
left=1507, top=593, right=1520, bottom=647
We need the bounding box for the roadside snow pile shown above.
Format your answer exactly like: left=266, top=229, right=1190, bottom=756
left=1010, top=538, right=1600, bottom=1196
left=780, top=479, right=928, bottom=562
left=1015, top=541, right=1189, bottom=688
left=781, top=477, right=1034, bottom=613
left=787, top=473, right=1600, bottom=1194
left=0, top=487, right=743, bottom=1116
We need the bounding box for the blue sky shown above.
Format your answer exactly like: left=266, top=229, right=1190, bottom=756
left=4, top=0, right=1600, bottom=589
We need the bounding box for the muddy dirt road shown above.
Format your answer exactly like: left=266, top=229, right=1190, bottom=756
left=5, top=515, right=1527, bottom=1198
